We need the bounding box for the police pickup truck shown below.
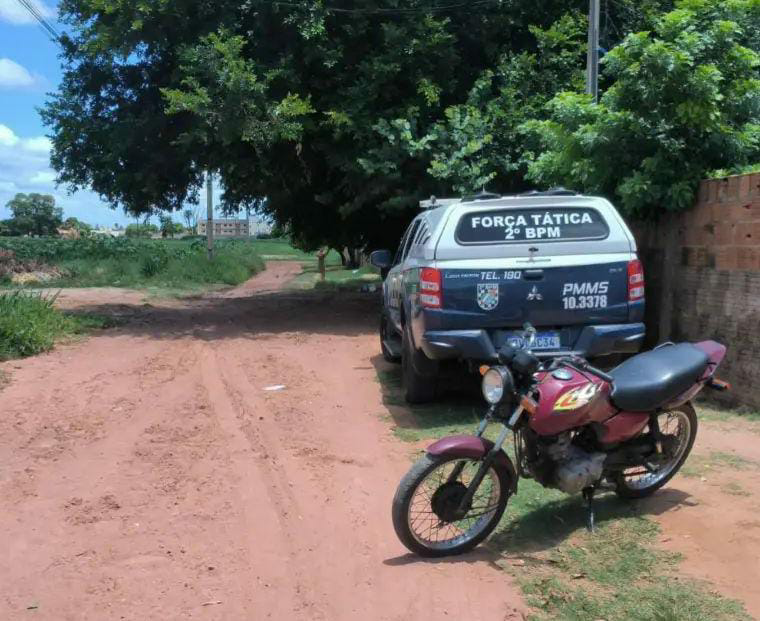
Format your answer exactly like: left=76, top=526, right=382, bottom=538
left=370, top=190, right=645, bottom=403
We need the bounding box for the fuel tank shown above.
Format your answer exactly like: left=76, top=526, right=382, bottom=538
left=530, top=367, right=615, bottom=436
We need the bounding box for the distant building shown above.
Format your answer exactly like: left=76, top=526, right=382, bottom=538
left=197, top=216, right=273, bottom=238
left=92, top=226, right=125, bottom=238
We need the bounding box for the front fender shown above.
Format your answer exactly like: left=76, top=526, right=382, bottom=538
left=427, top=435, right=518, bottom=493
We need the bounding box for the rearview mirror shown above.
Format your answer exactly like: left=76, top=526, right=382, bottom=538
left=369, top=249, right=392, bottom=270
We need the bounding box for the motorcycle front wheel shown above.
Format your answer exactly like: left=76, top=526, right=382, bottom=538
left=614, top=403, right=698, bottom=499
left=392, top=453, right=512, bottom=557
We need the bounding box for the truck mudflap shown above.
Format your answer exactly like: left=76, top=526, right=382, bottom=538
left=420, top=323, right=645, bottom=361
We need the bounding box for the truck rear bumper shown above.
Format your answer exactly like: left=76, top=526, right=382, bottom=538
left=420, top=323, right=645, bottom=362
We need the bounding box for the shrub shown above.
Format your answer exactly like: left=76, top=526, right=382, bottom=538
left=0, top=292, right=68, bottom=359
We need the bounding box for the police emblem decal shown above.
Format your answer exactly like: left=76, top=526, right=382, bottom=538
left=476, top=283, right=499, bottom=311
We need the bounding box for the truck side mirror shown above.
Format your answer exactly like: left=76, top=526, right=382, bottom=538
left=370, top=249, right=392, bottom=270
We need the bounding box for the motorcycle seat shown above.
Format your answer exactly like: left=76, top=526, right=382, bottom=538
left=609, top=343, right=709, bottom=412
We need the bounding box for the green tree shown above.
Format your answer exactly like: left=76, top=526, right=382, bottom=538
left=43, top=0, right=678, bottom=249
left=523, top=0, right=760, bottom=220
left=63, top=216, right=93, bottom=235
left=159, top=215, right=183, bottom=238
left=5, top=193, right=63, bottom=236
left=181, top=208, right=197, bottom=233
left=125, top=223, right=158, bottom=238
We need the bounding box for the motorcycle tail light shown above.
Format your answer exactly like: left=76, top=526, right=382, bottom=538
left=628, top=259, right=645, bottom=301
left=420, top=268, right=442, bottom=308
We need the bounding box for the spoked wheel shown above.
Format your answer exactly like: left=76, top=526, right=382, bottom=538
left=614, top=403, right=698, bottom=499
left=392, top=454, right=512, bottom=557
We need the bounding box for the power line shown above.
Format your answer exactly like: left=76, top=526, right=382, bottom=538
left=256, top=0, right=502, bottom=15
left=14, top=0, right=62, bottom=47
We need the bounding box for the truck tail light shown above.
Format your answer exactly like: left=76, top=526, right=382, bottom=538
left=420, top=267, right=442, bottom=308
left=628, top=259, right=645, bottom=301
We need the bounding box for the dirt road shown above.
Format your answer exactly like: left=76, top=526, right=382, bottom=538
left=0, top=263, right=527, bottom=621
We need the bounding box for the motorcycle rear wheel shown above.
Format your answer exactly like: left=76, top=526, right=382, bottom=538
left=614, top=403, right=698, bottom=499
left=392, top=453, right=512, bottom=557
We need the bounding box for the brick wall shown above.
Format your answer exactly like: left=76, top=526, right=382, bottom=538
left=632, top=172, right=760, bottom=409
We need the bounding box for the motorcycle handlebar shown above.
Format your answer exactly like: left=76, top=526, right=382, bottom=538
left=584, top=364, right=614, bottom=384
left=556, top=356, right=615, bottom=384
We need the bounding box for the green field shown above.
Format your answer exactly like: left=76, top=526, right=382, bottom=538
left=0, top=235, right=380, bottom=294
left=0, top=236, right=266, bottom=291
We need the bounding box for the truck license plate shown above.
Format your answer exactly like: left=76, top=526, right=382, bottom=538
left=507, top=332, right=561, bottom=350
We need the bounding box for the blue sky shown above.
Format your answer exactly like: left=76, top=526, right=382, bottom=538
left=0, top=0, right=221, bottom=227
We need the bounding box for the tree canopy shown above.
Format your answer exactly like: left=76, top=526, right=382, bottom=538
left=2, top=193, right=63, bottom=237
left=524, top=0, right=760, bottom=219
left=43, top=0, right=756, bottom=250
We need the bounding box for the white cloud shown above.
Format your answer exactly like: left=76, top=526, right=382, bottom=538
left=29, top=170, right=55, bottom=184
left=0, top=0, right=55, bottom=26
left=0, top=122, right=133, bottom=226
left=0, top=58, right=35, bottom=88
left=0, top=123, right=19, bottom=147
left=22, top=136, right=51, bottom=153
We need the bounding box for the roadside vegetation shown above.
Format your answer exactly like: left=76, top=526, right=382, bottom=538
left=0, top=291, right=111, bottom=361
left=290, top=264, right=381, bottom=291
left=376, top=368, right=750, bottom=621
left=0, top=237, right=264, bottom=290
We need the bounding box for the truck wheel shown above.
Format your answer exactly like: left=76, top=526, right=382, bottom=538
left=402, top=324, right=438, bottom=404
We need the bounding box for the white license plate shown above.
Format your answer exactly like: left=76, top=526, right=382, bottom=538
left=507, top=332, right=561, bottom=350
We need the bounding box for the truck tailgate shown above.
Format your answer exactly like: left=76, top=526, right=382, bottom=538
left=440, top=261, right=630, bottom=328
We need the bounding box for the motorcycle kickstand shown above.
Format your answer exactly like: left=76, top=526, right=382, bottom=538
left=582, top=486, right=596, bottom=533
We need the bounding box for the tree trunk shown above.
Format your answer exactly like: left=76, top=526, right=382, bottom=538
left=344, top=247, right=361, bottom=270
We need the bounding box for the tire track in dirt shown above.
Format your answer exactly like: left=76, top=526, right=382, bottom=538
left=0, top=262, right=526, bottom=621
left=198, top=341, right=323, bottom=619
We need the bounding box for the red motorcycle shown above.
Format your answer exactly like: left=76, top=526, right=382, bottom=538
left=392, top=326, right=729, bottom=557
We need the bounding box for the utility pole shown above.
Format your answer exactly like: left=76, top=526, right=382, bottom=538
left=586, top=0, right=600, bottom=103
left=206, top=171, right=214, bottom=259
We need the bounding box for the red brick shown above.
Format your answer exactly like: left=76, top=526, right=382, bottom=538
left=750, top=173, right=760, bottom=197
left=708, top=179, right=721, bottom=203
left=736, top=247, right=760, bottom=271
left=735, top=224, right=756, bottom=245
left=727, top=175, right=741, bottom=201
left=739, top=174, right=752, bottom=199
left=698, top=180, right=710, bottom=203
left=717, top=179, right=730, bottom=202
left=694, top=205, right=712, bottom=227
left=715, top=246, right=739, bottom=270
left=715, top=223, right=734, bottom=245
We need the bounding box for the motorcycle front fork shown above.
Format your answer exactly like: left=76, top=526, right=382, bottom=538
left=450, top=403, right=599, bottom=531
left=448, top=405, right=523, bottom=519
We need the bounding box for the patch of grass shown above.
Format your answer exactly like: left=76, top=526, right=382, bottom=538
left=0, top=291, right=68, bottom=359
left=0, top=291, right=113, bottom=360
left=698, top=403, right=760, bottom=425
left=1, top=238, right=266, bottom=291
left=375, top=366, right=482, bottom=443
left=721, top=482, right=751, bottom=497
left=249, top=238, right=342, bottom=264
left=57, top=240, right=264, bottom=289
left=290, top=264, right=382, bottom=291
left=376, top=368, right=751, bottom=621
left=680, top=451, right=759, bottom=479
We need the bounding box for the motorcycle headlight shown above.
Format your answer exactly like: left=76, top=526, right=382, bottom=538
left=482, top=366, right=513, bottom=405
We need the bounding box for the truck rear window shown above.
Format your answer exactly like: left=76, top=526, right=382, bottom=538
left=456, top=207, right=609, bottom=244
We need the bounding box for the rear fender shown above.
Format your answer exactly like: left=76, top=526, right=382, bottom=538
left=427, top=435, right=518, bottom=493
left=694, top=341, right=727, bottom=378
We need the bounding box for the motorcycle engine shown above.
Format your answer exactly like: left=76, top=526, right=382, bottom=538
left=544, top=433, right=606, bottom=495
